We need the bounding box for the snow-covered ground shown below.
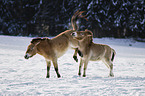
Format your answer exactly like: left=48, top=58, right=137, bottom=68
left=0, top=35, right=145, bottom=96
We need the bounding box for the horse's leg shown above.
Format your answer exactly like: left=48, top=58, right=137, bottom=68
left=46, top=60, right=51, bottom=78
left=103, top=59, right=114, bottom=77
left=52, top=58, right=61, bottom=78
left=73, top=48, right=78, bottom=62
left=109, top=62, right=114, bottom=77
left=78, top=58, right=83, bottom=76
left=83, top=60, right=89, bottom=77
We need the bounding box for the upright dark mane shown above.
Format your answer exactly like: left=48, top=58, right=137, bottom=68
left=31, top=37, right=49, bottom=44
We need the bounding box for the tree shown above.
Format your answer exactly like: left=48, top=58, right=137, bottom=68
left=0, top=0, right=144, bottom=38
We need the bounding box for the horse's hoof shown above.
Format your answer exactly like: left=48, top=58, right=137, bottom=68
left=57, top=74, right=61, bottom=78
left=109, top=74, right=114, bottom=77
left=78, top=73, right=81, bottom=76
left=83, top=74, right=86, bottom=77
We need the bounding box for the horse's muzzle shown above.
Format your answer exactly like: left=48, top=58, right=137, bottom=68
left=24, top=55, right=29, bottom=59
left=24, top=53, right=31, bottom=59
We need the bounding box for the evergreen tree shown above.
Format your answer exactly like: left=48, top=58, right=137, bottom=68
left=0, top=0, right=144, bottom=38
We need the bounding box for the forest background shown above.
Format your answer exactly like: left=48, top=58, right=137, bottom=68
left=0, top=0, right=144, bottom=39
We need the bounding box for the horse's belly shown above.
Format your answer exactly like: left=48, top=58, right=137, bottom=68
left=57, top=51, right=66, bottom=57
left=56, top=48, right=68, bottom=58
left=90, top=56, right=101, bottom=61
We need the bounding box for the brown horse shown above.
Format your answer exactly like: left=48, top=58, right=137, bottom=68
left=74, top=34, right=116, bottom=77
left=24, top=11, right=88, bottom=78
left=24, top=30, right=79, bottom=78
left=71, top=11, right=116, bottom=77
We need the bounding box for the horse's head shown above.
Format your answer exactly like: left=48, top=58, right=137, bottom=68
left=24, top=38, right=41, bottom=59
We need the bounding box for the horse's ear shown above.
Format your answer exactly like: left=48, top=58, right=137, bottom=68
left=88, top=35, right=92, bottom=39
left=31, top=38, right=41, bottom=45
left=87, top=35, right=93, bottom=43
left=85, top=29, right=93, bottom=36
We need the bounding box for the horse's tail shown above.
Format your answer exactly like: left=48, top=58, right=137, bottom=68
left=111, top=49, right=116, bottom=62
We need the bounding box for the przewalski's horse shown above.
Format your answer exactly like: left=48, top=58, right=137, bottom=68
left=74, top=34, right=116, bottom=77
left=24, top=30, right=79, bottom=78
left=24, top=11, right=87, bottom=78
left=71, top=11, right=116, bottom=77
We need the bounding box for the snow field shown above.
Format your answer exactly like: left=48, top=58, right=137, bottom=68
left=0, top=35, right=145, bottom=96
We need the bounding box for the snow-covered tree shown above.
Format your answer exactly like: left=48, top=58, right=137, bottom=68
left=0, top=0, right=144, bottom=38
